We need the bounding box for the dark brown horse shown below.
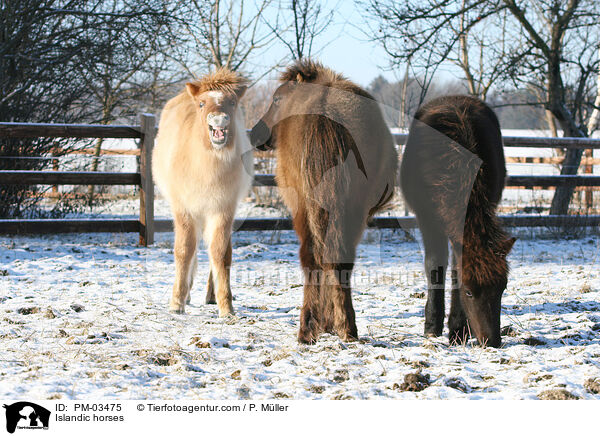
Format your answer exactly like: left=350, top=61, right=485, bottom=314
left=401, top=95, right=515, bottom=348
left=250, top=59, right=398, bottom=343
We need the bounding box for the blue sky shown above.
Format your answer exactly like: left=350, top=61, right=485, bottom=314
left=257, top=1, right=399, bottom=87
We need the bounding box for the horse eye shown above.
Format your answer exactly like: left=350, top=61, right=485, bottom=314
left=465, top=289, right=473, bottom=298
left=273, top=95, right=281, bottom=105
left=199, top=102, right=205, bottom=108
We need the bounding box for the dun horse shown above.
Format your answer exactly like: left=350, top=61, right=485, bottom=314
left=401, top=95, right=515, bottom=348
left=152, top=68, right=252, bottom=316
left=250, top=60, right=398, bottom=343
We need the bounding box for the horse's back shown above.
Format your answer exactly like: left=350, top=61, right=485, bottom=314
left=278, top=85, right=397, bottom=206
left=401, top=95, right=506, bottom=239
left=413, top=95, right=505, bottom=204
left=276, top=77, right=397, bottom=262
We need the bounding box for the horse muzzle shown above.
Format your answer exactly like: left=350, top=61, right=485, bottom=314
left=250, top=120, right=273, bottom=151
left=207, top=112, right=230, bottom=149
left=464, top=297, right=502, bottom=348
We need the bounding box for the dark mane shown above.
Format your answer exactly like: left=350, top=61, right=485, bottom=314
left=280, top=58, right=374, bottom=100
left=401, top=94, right=514, bottom=347
left=412, top=95, right=510, bottom=288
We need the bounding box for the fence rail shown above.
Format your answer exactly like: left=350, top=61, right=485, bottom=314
left=1, top=120, right=599, bottom=245
left=0, top=116, right=156, bottom=245
left=0, top=122, right=141, bottom=138
left=2, top=214, right=599, bottom=235
left=392, top=133, right=600, bottom=148
left=0, top=170, right=140, bottom=185
left=249, top=174, right=600, bottom=188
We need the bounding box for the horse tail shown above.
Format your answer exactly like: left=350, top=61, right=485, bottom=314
left=300, top=115, right=355, bottom=267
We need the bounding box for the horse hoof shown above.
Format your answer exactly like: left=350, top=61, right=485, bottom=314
left=205, top=297, right=217, bottom=305
left=169, top=300, right=186, bottom=314
left=298, top=335, right=317, bottom=345
left=339, top=334, right=358, bottom=342
left=337, top=326, right=358, bottom=342
left=298, top=328, right=318, bottom=345
left=218, top=307, right=234, bottom=317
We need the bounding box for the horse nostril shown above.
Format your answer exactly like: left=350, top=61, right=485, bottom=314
left=208, top=112, right=230, bottom=127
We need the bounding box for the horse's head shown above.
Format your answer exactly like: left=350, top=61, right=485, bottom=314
left=251, top=60, right=329, bottom=151
left=249, top=82, right=295, bottom=151
left=456, top=236, right=516, bottom=348
left=186, top=69, right=247, bottom=151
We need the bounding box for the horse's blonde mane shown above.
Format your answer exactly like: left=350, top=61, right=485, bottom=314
left=189, top=68, right=248, bottom=95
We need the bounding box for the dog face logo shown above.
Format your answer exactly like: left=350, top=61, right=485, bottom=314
left=3, top=402, right=50, bottom=433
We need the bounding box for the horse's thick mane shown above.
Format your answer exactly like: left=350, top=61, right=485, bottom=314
left=281, top=59, right=373, bottom=99
left=280, top=59, right=339, bottom=83
left=413, top=95, right=512, bottom=288
left=189, top=68, right=247, bottom=94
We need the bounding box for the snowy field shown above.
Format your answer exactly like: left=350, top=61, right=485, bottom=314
left=1, top=228, right=599, bottom=400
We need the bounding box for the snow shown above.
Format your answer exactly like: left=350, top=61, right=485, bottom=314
left=1, top=227, right=599, bottom=400
left=4, top=127, right=599, bottom=400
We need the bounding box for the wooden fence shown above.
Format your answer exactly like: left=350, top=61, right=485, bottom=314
left=1, top=120, right=600, bottom=246
left=0, top=115, right=156, bottom=245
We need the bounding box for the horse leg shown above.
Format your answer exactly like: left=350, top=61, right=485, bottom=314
left=330, top=262, right=358, bottom=342
left=295, top=207, right=321, bottom=344
left=205, top=214, right=234, bottom=317
left=448, top=249, right=469, bottom=345
left=170, top=211, right=197, bottom=313
left=186, top=249, right=197, bottom=304
left=205, top=269, right=216, bottom=304
left=420, top=221, right=448, bottom=337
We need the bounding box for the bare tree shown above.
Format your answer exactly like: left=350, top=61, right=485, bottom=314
left=74, top=0, right=177, bottom=204
left=368, top=74, right=467, bottom=128
left=1, top=0, right=98, bottom=218
left=454, top=5, right=512, bottom=100
left=587, top=46, right=600, bottom=135
left=266, top=0, right=335, bottom=60
left=0, top=0, right=177, bottom=216
left=170, top=0, right=276, bottom=75
left=364, top=0, right=600, bottom=214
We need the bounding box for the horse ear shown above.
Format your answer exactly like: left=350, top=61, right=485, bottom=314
left=504, top=237, right=516, bottom=254
left=186, top=82, right=200, bottom=98
left=235, top=85, right=247, bottom=99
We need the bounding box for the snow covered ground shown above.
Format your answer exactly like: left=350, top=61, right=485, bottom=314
left=1, top=228, right=599, bottom=400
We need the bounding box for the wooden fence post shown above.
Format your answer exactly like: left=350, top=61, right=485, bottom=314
left=585, top=148, right=593, bottom=210
left=139, top=114, right=155, bottom=246
left=51, top=148, right=59, bottom=195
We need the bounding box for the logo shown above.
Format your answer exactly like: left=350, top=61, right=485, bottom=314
left=3, top=402, right=50, bottom=434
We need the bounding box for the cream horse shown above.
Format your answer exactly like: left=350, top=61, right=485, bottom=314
left=152, top=68, right=253, bottom=315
